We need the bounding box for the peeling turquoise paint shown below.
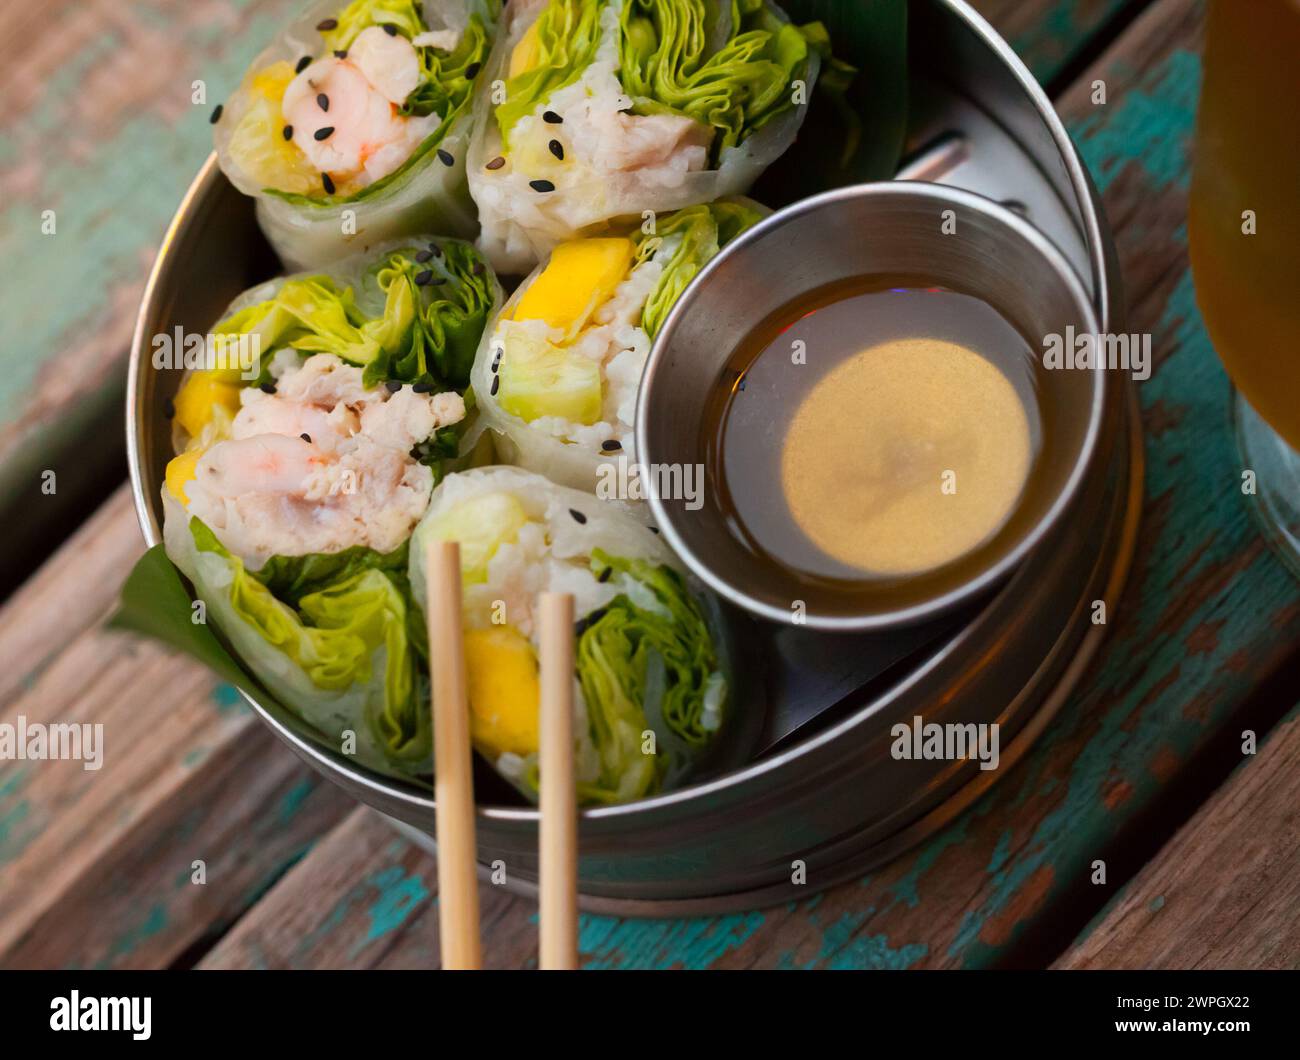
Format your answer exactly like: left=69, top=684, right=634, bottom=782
left=100, top=903, right=168, bottom=967
left=1071, top=49, right=1202, bottom=194
left=579, top=912, right=765, bottom=970
left=0, top=2, right=298, bottom=429
left=361, top=866, right=429, bottom=948
left=1010, top=0, right=1136, bottom=84
left=276, top=777, right=314, bottom=824
left=0, top=798, right=36, bottom=866
left=210, top=683, right=246, bottom=714
left=1148, top=895, right=1165, bottom=912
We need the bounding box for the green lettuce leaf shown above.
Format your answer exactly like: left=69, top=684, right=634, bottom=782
left=636, top=199, right=764, bottom=339
left=494, top=0, right=606, bottom=148
left=572, top=549, right=725, bottom=801
left=189, top=518, right=427, bottom=763
left=253, top=540, right=410, bottom=607
left=618, top=0, right=820, bottom=159
left=358, top=241, right=495, bottom=388
left=214, top=240, right=494, bottom=391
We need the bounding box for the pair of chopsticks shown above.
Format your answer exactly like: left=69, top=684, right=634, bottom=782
left=426, top=541, right=578, bottom=971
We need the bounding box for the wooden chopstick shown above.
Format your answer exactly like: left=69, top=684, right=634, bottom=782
left=538, top=592, right=579, bottom=970
left=428, top=540, right=482, bottom=970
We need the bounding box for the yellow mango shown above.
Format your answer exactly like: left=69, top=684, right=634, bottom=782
left=464, top=626, right=541, bottom=759
left=513, top=238, right=636, bottom=335
left=251, top=61, right=296, bottom=103
left=165, top=449, right=204, bottom=504
left=509, top=19, right=544, bottom=80
left=174, top=371, right=243, bottom=439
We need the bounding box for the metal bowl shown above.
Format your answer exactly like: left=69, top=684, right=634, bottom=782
left=126, top=0, right=1138, bottom=913
left=638, top=182, right=1105, bottom=631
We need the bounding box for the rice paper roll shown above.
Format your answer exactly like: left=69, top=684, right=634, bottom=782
left=467, top=0, right=823, bottom=274
left=214, top=0, right=501, bottom=269
left=468, top=199, right=765, bottom=495
left=409, top=466, right=731, bottom=803
left=159, top=237, right=500, bottom=778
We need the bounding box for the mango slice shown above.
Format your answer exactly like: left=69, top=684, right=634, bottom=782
left=513, top=237, right=635, bottom=336
left=174, top=371, right=243, bottom=440
left=464, top=626, right=541, bottom=759
left=165, top=449, right=204, bottom=504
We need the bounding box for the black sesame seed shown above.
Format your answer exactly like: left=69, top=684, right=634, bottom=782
left=317, top=92, right=330, bottom=111
left=260, top=382, right=276, bottom=394
left=382, top=22, right=398, bottom=35
left=491, top=348, right=502, bottom=372
left=385, top=380, right=402, bottom=393
left=316, top=17, right=338, bottom=31
left=415, top=249, right=433, bottom=263
left=209, top=103, right=223, bottom=124
left=473, top=262, right=485, bottom=276
left=427, top=242, right=442, bottom=256
left=283, top=124, right=294, bottom=140
left=598, top=566, right=612, bottom=583
left=296, top=55, right=312, bottom=73
left=333, top=49, right=348, bottom=59
left=412, top=381, right=432, bottom=393
left=163, top=398, right=175, bottom=419
left=322, top=173, right=335, bottom=194
left=529, top=179, right=556, bottom=193
left=601, top=439, right=621, bottom=452
left=490, top=376, right=500, bottom=396
left=314, top=125, right=335, bottom=141
left=485, top=155, right=505, bottom=171
left=543, top=110, right=563, bottom=124
left=465, top=62, right=481, bottom=79
left=648, top=526, right=661, bottom=534
left=300, top=432, right=312, bottom=443
left=548, top=139, right=564, bottom=160
left=415, top=270, right=433, bottom=286
left=437, top=148, right=454, bottom=166
left=569, top=508, right=588, bottom=525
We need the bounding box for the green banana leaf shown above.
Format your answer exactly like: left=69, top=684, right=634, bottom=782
left=753, top=0, right=908, bottom=204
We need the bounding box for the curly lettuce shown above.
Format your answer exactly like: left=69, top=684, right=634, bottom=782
left=573, top=549, right=726, bottom=802
left=213, top=240, right=495, bottom=391
left=619, top=0, right=818, bottom=159
left=636, top=199, right=764, bottom=338
left=190, top=519, right=428, bottom=765
left=494, top=0, right=606, bottom=148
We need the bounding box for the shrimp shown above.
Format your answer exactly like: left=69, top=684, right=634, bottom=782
left=282, top=26, right=439, bottom=188
left=182, top=354, right=467, bottom=567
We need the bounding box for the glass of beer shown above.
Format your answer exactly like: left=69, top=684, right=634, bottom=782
left=1189, top=0, right=1300, bottom=575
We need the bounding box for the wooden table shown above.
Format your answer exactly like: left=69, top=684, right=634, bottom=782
left=2, top=0, right=1297, bottom=970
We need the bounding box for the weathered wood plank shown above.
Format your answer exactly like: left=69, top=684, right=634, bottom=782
left=1055, top=703, right=1300, bottom=970
left=977, top=0, right=1147, bottom=84
left=0, top=490, right=354, bottom=969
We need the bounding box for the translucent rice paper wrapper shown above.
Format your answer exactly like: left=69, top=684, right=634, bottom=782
left=466, top=198, right=768, bottom=497
left=214, top=0, right=500, bottom=271
left=409, top=466, right=744, bottom=802
left=467, top=0, right=819, bottom=275
left=161, top=493, right=428, bottom=780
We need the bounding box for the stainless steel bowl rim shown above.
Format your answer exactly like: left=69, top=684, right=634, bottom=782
left=636, top=181, right=1106, bottom=632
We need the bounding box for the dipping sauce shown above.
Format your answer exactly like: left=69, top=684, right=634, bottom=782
left=706, top=280, right=1043, bottom=587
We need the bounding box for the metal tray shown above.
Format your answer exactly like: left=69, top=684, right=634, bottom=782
left=126, top=0, right=1139, bottom=914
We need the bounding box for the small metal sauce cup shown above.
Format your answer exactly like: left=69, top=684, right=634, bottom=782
left=636, top=181, right=1106, bottom=632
